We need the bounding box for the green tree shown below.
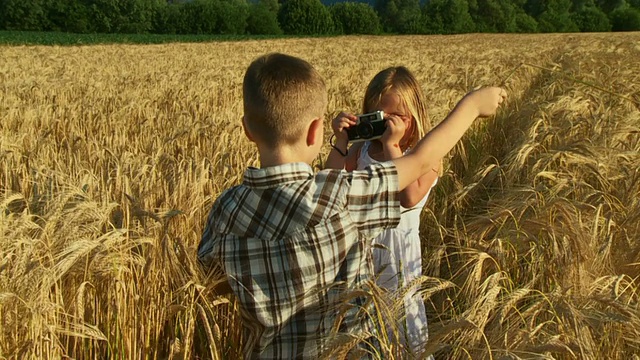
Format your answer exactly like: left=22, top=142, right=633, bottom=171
left=423, top=0, right=475, bottom=34
left=571, top=4, right=611, bottom=31
left=330, top=2, right=381, bottom=34
left=86, top=0, right=161, bottom=33
left=509, top=0, right=538, bottom=32
left=609, top=5, right=640, bottom=30
left=524, top=0, right=545, bottom=17
left=180, top=0, right=219, bottom=34
left=376, top=0, right=422, bottom=33
left=376, top=0, right=398, bottom=32
left=153, top=3, right=188, bottom=34
left=216, top=0, right=249, bottom=34
left=1, top=0, right=49, bottom=31
left=468, top=0, right=517, bottom=32
left=515, top=11, right=539, bottom=32
left=46, top=0, right=91, bottom=33
left=278, top=0, right=334, bottom=35
left=247, top=2, right=282, bottom=34
left=596, top=0, right=626, bottom=14
left=570, top=0, right=594, bottom=10
left=259, top=0, right=279, bottom=13
left=537, top=0, right=579, bottom=32
left=397, top=0, right=423, bottom=33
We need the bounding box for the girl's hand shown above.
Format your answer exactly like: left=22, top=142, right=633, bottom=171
left=332, top=112, right=357, bottom=141
left=381, top=115, right=406, bottom=148
left=463, top=86, right=507, bottom=118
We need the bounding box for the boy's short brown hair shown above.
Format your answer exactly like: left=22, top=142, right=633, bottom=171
left=243, top=53, right=327, bottom=148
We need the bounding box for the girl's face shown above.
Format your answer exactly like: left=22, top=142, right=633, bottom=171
left=376, top=91, right=414, bottom=146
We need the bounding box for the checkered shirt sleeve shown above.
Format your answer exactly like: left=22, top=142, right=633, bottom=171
left=198, top=161, right=400, bottom=359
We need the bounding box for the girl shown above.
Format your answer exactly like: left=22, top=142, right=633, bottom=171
left=326, top=66, right=440, bottom=357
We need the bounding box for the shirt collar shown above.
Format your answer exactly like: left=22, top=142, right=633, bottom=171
left=243, top=162, right=314, bottom=189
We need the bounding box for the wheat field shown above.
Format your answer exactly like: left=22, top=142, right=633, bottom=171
left=1, top=33, right=639, bottom=359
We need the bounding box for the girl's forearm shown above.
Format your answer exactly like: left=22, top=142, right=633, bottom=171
left=383, top=142, right=421, bottom=206
left=382, top=142, right=403, bottom=161
left=325, top=150, right=346, bottom=169
left=410, top=97, right=479, bottom=175
left=393, top=87, right=504, bottom=190
left=325, top=136, right=349, bottom=169
left=393, top=96, right=479, bottom=190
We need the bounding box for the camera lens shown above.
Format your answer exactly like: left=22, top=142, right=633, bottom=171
left=357, top=122, right=374, bottom=139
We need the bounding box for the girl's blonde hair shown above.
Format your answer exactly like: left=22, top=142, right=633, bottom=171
left=362, top=66, right=431, bottom=151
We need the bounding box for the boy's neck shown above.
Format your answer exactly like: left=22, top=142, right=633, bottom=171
left=257, top=144, right=315, bottom=168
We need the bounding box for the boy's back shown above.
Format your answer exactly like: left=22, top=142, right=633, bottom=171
left=198, top=161, right=401, bottom=358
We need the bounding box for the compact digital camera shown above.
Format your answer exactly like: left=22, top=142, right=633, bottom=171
left=346, top=111, right=386, bottom=142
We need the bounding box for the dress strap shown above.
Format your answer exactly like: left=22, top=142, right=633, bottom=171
left=358, top=141, right=371, bottom=163
left=361, top=141, right=371, bottom=154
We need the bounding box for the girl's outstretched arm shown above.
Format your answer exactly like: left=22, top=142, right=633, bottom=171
left=393, top=87, right=506, bottom=190
left=399, top=168, right=438, bottom=208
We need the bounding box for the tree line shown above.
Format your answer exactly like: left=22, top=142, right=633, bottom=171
left=1, top=0, right=639, bottom=36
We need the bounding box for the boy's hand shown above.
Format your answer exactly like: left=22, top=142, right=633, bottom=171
left=332, top=112, right=357, bottom=141
left=463, top=86, right=507, bottom=118
left=381, top=115, right=406, bottom=148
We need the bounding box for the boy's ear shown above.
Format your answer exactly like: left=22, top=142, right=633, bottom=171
left=306, top=117, right=323, bottom=146
left=242, top=116, right=255, bottom=143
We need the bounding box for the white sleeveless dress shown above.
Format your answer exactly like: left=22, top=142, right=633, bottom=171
left=357, top=141, right=437, bottom=357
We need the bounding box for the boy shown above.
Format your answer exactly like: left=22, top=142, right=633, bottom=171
left=198, top=53, right=506, bottom=359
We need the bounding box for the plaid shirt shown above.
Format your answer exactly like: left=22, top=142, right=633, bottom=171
left=198, top=161, right=400, bottom=359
